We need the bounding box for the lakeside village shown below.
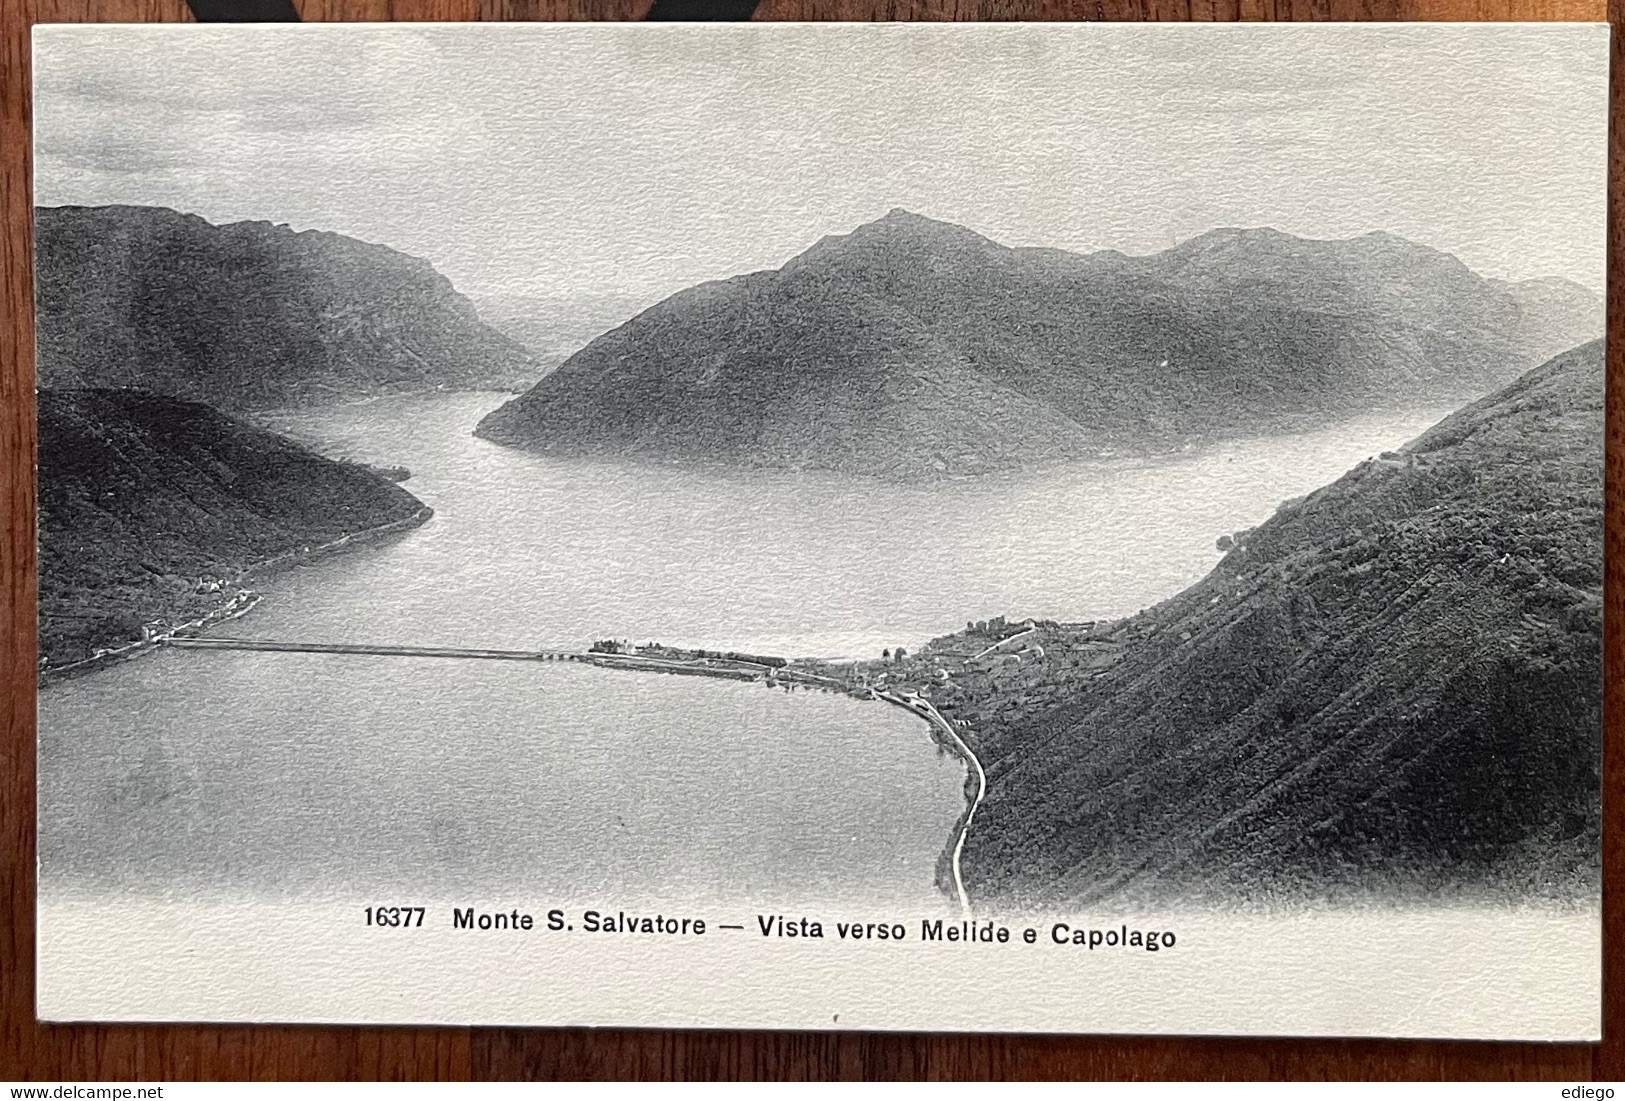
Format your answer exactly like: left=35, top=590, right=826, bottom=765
left=587, top=614, right=1140, bottom=745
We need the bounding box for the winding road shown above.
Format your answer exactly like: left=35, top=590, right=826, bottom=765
left=879, top=691, right=987, bottom=916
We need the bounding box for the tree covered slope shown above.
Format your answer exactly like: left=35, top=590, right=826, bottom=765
left=477, top=210, right=1599, bottom=479
left=35, top=204, right=539, bottom=410
left=38, top=389, right=428, bottom=670
left=954, top=341, right=1603, bottom=907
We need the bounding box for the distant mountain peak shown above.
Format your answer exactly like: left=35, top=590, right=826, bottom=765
left=1169, top=224, right=1457, bottom=263
left=1175, top=224, right=1381, bottom=252
left=1150, top=223, right=1486, bottom=299
left=1191, top=225, right=1292, bottom=241
left=783, top=209, right=1007, bottom=278
left=857, top=207, right=991, bottom=239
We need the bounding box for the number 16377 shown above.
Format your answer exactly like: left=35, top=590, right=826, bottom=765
left=366, top=906, right=425, bottom=927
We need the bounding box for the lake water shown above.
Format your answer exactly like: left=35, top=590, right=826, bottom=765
left=37, top=395, right=1450, bottom=911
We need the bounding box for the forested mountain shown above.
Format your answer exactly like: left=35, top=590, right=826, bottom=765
left=945, top=341, right=1603, bottom=906
left=476, top=210, right=1600, bottom=479
left=38, top=389, right=429, bottom=670
left=35, top=205, right=539, bottom=410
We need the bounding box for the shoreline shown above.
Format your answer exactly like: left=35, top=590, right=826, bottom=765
left=472, top=402, right=1465, bottom=487
left=37, top=505, right=434, bottom=686
left=43, top=516, right=984, bottom=913
left=40, top=590, right=266, bottom=684
left=121, top=628, right=990, bottom=913
left=596, top=648, right=990, bottom=914
left=876, top=691, right=986, bottom=916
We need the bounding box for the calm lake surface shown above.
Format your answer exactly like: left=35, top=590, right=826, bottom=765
left=38, top=394, right=1449, bottom=909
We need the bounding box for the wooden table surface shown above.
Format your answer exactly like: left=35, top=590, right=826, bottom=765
left=2, top=0, right=1619, bottom=1080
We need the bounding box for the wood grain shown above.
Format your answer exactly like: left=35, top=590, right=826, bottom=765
left=2, top=0, right=1617, bottom=1080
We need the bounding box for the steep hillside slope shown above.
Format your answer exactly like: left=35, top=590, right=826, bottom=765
left=484, top=265, right=1098, bottom=476
left=922, top=341, right=1601, bottom=906
left=476, top=211, right=1599, bottom=478
left=38, top=389, right=429, bottom=670
left=35, top=205, right=539, bottom=409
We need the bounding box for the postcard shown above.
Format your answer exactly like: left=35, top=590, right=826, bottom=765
left=32, top=21, right=1606, bottom=1037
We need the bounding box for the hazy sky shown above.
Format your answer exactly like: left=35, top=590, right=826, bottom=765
left=33, top=22, right=1608, bottom=302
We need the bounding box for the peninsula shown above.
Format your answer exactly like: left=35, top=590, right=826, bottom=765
left=37, top=389, right=431, bottom=676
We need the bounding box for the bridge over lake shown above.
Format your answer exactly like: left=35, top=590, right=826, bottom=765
left=164, top=637, right=591, bottom=663
left=161, top=637, right=779, bottom=683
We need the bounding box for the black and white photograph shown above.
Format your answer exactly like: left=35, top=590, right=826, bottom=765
left=31, top=21, right=1606, bottom=1037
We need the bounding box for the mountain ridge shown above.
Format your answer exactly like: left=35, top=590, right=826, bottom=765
left=477, top=210, right=1600, bottom=478
left=906, top=340, right=1605, bottom=907
left=35, top=204, right=541, bottom=410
